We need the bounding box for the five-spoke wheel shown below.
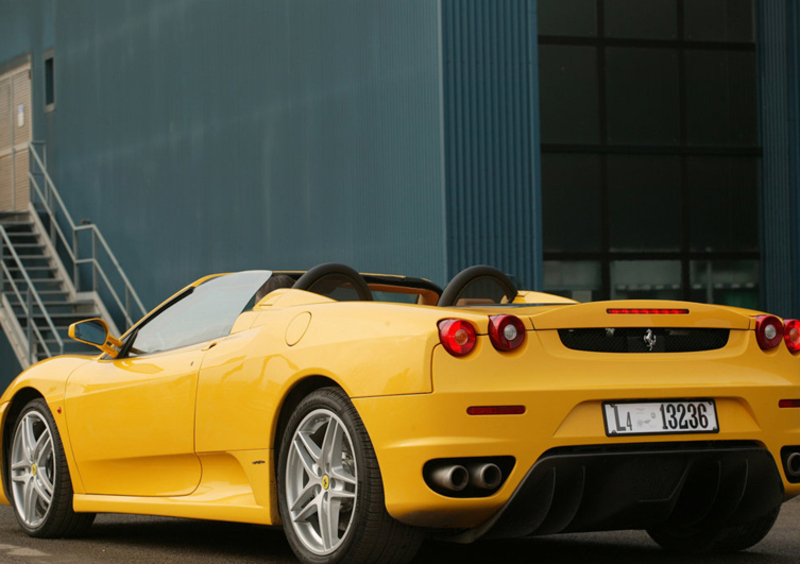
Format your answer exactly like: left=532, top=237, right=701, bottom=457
left=286, top=409, right=358, bottom=554
left=7, top=399, right=95, bottom=538
left=11, top=409, right=55, bottom=528
left=277, top=387, right=422, bottom=564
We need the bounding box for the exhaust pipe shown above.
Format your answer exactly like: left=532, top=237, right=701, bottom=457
left=468, top=462, right=502, bottom=490
left=428, top=464, right=469, bottom=492
left=788, top=452, right=800, bottom=477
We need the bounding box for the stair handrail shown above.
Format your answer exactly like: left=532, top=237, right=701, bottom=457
left=27, top=143, right=147, bottom=329
left=0, top=225, right=63, bottom=363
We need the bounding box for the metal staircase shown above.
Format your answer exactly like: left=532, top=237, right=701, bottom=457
left=0, top=143, right=147, bottom=369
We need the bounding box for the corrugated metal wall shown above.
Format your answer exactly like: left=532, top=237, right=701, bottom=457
left=441, top=0, right=543, bottom=289
left=47, top=0, right=445, bottom=304
left=0, top=0, right=53, bottom=384
left=757, top=0, right=800, bottom=318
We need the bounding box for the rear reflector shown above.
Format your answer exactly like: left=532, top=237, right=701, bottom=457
left=607, top=308, right=689, bottom=315
left=779, top=400, right=800, bottom=408
left=467, top=406, right=526, bottom=416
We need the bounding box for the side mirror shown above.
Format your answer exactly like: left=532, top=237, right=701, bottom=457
left=68, top=318, right=122, bottom=358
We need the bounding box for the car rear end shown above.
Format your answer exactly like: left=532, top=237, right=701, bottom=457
left=352, top=300, right=800, bottom=540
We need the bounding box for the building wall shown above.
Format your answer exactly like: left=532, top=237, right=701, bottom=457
left=758, top=0, right=800, bottom=319
left=441, top=0, right=543, bottom=289
left=0, top=0, right=53, bottom=139
left=46, top=0, right=447, bottom=306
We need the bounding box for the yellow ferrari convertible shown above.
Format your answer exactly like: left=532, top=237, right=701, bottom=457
left=0, top=263, right=799, bottom=564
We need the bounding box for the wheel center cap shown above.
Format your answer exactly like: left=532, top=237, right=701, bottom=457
left=30, top=463, right=37, bottom=476
left=321, top=475, right=330, bottom=490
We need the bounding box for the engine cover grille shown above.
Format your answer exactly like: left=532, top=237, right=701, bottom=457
left=558, top=328, right=730, bottom=353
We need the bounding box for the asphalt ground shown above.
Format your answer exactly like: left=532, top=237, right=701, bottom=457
left=0, top=498, right=795, bottom=564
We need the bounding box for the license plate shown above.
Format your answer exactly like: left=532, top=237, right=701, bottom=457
left=603, top=400, right=719, bottom=436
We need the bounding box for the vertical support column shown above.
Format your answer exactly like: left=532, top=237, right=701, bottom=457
left=9, top=74, right=15, bottom=212
left=92, top=229, right=97, bottom=291
left=440, top=0, right=543, bottom=289
left=757, top=0, right=800, bottom=318
left=26, top=285, right=32, bottom=364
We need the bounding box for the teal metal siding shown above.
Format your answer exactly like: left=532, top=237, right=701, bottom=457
left=757, top=0, right=800, bottom=318
left=441, top=0, right=543, bottom=289
left=0, top=0, right=547, bottom=310
left=47, top=0, right=445, bottom=304
left=0, top=0, right=54, bottom=141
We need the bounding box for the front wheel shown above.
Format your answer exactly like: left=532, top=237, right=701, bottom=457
left=8, top=398, right=95, bottom=538
left=277, top=387, right=422, bottom=564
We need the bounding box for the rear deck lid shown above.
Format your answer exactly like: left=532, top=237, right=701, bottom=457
left=528, top=300, right=753, bottom=331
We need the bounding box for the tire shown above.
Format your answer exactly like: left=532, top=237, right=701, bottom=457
left=647, top=506, right=780, bottom=553
left=277, top=387, right=422, bottom=564
left=7, top=398, right=95, bottom=538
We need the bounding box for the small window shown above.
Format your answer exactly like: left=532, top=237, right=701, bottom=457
left=44, top=52, right=55, bottom=111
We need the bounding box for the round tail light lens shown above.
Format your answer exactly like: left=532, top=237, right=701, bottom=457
left=488, top=315, right=526, bottom=351
left=755, top=315, right=784, bottom=350
left=785, top=319, right=800, bottom=353
left=438, top=319, right=477, bottom=357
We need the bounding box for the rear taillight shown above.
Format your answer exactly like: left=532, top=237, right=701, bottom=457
left=755, top=315, right=784, bottom=350
left=438, top=319, right=477, bottom=357
left=488, top=315, right=526, bottom=351
left=785, top=319, right=800, bottom=353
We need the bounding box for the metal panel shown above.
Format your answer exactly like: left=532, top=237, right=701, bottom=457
left=12, top=68, right=31, bottom=148
left=441, top=0, right=543, bottom=289
left=757, top=0, right=800, bottom=318
left=12, top=149, right=28, bottom=211
left=45, top=0, right=446, bottom=304
left=0, top=77, right=10, bottom=153
left=0, top=155, right=11, bottom=210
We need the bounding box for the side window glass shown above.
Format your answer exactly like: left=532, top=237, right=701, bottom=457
left=129, top=271, right=271, bottom=356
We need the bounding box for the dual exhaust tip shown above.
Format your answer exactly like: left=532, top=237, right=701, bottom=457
left=787, top=452, right=800, bottom=477
left=428, top=462, right=503, bottom=492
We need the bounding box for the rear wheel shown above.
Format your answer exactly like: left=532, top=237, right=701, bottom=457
left=8, top=398, right=94, bottom=538
left=277, top=387, right=422, bottom=564
left=647, top=506, right=780, bottom=553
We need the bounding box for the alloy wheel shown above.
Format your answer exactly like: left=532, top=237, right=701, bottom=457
left=285, top=408, right=358, bottom=555
left=11, top=410, right=55, bottom=528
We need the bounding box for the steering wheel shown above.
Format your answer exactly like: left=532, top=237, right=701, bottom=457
left=437, top=265, right=518, bottom=307
left=292, top=263, right=373, bottom=302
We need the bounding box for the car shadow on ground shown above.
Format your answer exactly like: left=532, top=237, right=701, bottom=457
left=34, top=514, right=792, bottom=564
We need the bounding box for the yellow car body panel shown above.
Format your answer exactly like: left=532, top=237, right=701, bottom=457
left=64, top=345, right=204, bottom=496
left=0, top=273, right=798, bottom=540
left=355, top=327, right=800, bottom=527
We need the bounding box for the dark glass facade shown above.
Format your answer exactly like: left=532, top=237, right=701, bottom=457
left=539, top=0, right=759, bottom=307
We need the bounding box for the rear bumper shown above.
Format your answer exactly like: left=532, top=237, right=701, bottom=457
left=353, top=388, right=800, bottom=529
left=450, top=442, right=783, bottom=542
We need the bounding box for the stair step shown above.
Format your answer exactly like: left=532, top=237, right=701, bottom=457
left=0, top=221, right=34, bottom=228
left=17, top=312, right=99, bottom=321
left=5, top=266, right=55, bottom=271
left=4, top=243, right=45, bottom=249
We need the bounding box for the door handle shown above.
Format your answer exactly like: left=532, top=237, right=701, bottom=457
left=201, top=342, right=218, bottom=351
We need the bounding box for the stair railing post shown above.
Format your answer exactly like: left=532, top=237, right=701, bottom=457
left=92, top=228, right=98, bottom=292
left=0, top=234, right=4, bottom=296
left=26, top=285, right=33, bottom=365
left=73, top=230, right=79, bottom=290
left=127, top=287, right=131, bottom=328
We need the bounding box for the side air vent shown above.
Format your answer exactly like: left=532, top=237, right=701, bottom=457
left=558, top=328, right=729, bottom=353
